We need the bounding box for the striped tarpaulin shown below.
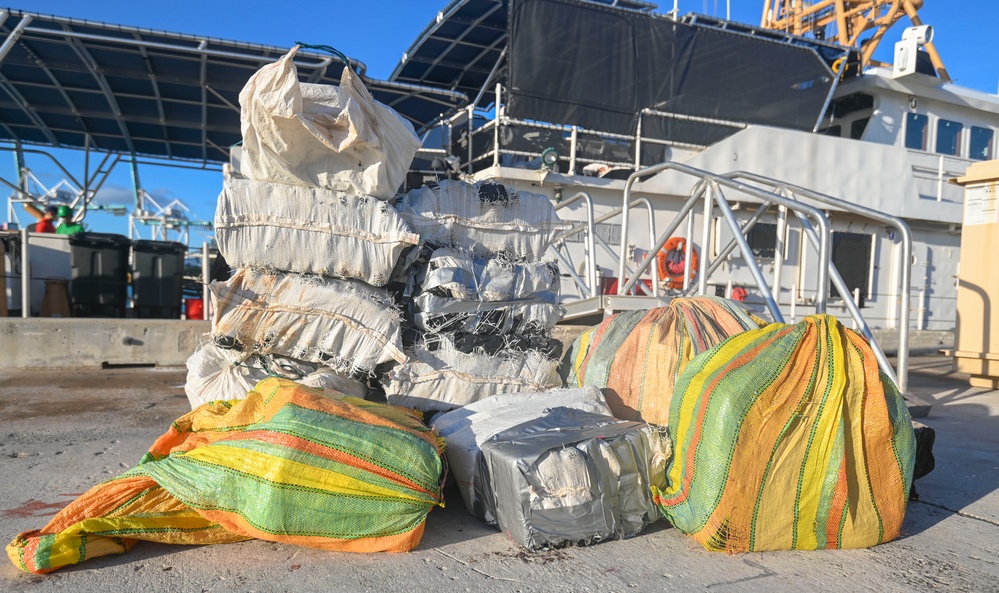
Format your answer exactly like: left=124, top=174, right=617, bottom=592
left=564, top=297, right=763, bottom=425
left=7, top=379, right=445, bottom=574
left=653, top=315, right=916, bottom=552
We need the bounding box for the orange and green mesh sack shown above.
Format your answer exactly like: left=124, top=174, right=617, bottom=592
left=563, top=296, right=763, bottom=425
left=7, top=378, right=445, bottom=574
left=652, top=315, right=916, bottom=552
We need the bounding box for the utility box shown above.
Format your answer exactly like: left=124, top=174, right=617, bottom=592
left=951, top=160, right=999, bottom=388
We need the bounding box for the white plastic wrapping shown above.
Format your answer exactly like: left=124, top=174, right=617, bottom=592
left=210, top=269, right=406, bottom=376
left=430, top=387, right=611, bottom=521
left=215, top=173, right=418, bottom=286
left=185, top=341, right=368, bottom=409
left=422, top=248, right=560, bottom=302
left=398, top=180, right=571, bottom=259
left=383, top=347, right=563, bottom=412
left=238, top=46, right=421, bottom=199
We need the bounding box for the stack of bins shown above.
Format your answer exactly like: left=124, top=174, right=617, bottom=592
left=183, top=47, right=422, bottom=409
left=384, top=179, right=571, bottom=412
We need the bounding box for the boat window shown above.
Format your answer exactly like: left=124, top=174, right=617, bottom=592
left=819, top=125, right=841, bottom=137
left=830, top=232, right=871, bottom=307
left=970, top=127, right=995, bottom=161
left=746, top=223, right=778, bottom=259
left=850, top=117, right=870, bottom=140
left=935, top=119, right=963, bottom=156
left=905, top=113, right=928, bottom=150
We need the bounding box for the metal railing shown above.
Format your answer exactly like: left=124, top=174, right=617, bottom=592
left=723, top=171, right=913, bottom=394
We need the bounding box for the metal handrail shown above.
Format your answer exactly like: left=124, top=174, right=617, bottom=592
left=553, top=192, right=598, bottom=298
left=725, top=171, right=913, bottom=394
left=617, top=162, right=831, bottom=318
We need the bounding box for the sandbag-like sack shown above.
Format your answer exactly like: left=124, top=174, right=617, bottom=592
left=184, top=341, right=368, bottom=408
left=239, top=46, right=421, bottom=199
left=7, top=379, right=445, bottom=574
left=215, top=173, right=419, bottom=286
left=564, top=296, right=762, bottom=425
left=653, top=315, right=916, bottom=552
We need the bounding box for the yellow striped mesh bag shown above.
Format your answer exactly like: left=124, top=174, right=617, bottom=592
left=653, top=315, right=916, bottom=552
left=564, top=296, right=763, bottom=425
left=7, top=379, right=445, bottom=574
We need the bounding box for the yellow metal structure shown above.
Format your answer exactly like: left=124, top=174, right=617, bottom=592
left=760, top=0, right=950, bottom=81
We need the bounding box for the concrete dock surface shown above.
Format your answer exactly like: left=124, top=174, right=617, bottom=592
left=1, top=355, right=996, bottom=592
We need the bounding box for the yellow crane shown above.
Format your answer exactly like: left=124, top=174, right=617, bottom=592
left=760, top=0, right=950, bottom=81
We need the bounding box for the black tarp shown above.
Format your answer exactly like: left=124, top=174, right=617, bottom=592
left=507, top=0, right=840, bottom=144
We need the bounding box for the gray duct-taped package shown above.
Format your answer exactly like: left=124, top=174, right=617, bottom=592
left=185, top=341, right=368, bottom=409
left=430, top=387, right=611, bottom=521
left=215, top=173, right=419, bottom=286
left=414, top=293, right=563, bottom=335
left=210, top=269, right=406, bottom=377
left=476, top=408, right=670, bottom=550
left=383, top=347, right=562, bottom=412
left=398, top=180, right=571, bottom=259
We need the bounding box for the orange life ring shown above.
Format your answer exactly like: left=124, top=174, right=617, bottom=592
left=657, top=237, right=699, bottom=290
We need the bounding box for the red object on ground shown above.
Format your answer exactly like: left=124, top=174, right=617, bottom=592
left=184, top=298, right=204, bottom=320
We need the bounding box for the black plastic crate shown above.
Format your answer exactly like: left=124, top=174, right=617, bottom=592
left=69, top=232, right=131, bottom=318
left=132, top=240, right=187, bottom=319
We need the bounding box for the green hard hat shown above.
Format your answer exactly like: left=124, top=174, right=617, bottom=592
left=56, top=205, right=71, bottom=218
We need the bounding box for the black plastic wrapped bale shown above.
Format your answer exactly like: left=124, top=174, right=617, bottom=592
left=475, top=407, right=670, bottom=550
left=132, top=240, right=187, bottom=319
left=69, top=232, right=130, bottom=318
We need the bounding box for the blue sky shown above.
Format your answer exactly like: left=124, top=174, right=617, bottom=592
left=10, top=0, right=999, bottom=243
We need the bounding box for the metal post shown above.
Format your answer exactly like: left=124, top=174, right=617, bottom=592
left=634, top=113, right=643, bottom=169
left=0, top=15, right=32, bottom=64
left=493, top=83, right=502, bottom=169
left=698, top=183, right=713, bottom=295
left=131, top=156, right=142, bottom=213
left=467, top=105, right=474, bottom=174
left=569, top=126, right=578, bottom=176
left=918, top=288, right=927, bottom=331
left=202, top=241, right=211, bottom=321
left=553, top=192, right=598, bottom=298
left=774, top=204, right=788, bottom=305
left=683, top=201, right=695, bottom=292
left=936, top=156, right=944, bottom=202
left=20, top=228, right=29, bottom=318
left=852, top=288, right=861, bottom=329
left=790, top=283, right=797, bottom=322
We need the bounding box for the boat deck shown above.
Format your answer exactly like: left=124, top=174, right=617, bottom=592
left=1, top=356, right=996, bottom=592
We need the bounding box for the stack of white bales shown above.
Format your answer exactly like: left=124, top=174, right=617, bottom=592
left=384, top=179, right=571, bottom=412
left=184, top=46, right=421, bottom=409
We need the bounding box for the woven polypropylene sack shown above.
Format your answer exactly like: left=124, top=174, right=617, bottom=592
left=430, top=386, right=611, bottom=520
left=184, top=341, right=368, bottom=408
left=653, top=315, right=916, bottom=552
left=210, top=269, right=405, bottom=376
left=564, top=296, right=761, bottom=425
left=384, top=347, right=563, bottom=412
left=423, top=248, right=560, bottom=302
left=215, top=174, right=418, bottom=286
left=7, top=379, right=445, bottom=574
left=238, top=46, right=421, bottom=199
left=398, top=180, right=571, bottom=259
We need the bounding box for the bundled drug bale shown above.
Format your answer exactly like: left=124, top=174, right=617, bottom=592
left=215, top=173, right=419, bottom=286
left=238, top=46, right=421, bottom=199
left=477, top=407, right=670, bottom=550
left=210, top=269, right=405, bottom=377
left=414, top=293, right=563, bottom=336
left=424, top=331, right=564, bottom=360
left=398, top=180, right=571, bottom=259
left=384, top=347, right=562, bottom=412
left=431, top=386, right=611, bottom=521
left=184, top=341, right=368, bottom=409
left=422, top=248, right=560, bottom=302
left=653, top=315, right=916, bottom=552
left=563, top=296, right=762, bottom=425
left=7, top=379, right=446, bottom=574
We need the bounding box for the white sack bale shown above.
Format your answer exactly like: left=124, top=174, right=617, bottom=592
left=238, top=46, right=421, bottom=199
left=398, top=180, right=571, bottom=259
left=210, top=269, right=406, bottom=376
left=185, top=341, right=368, bottom=409
left=384, top=347, right=562, bottom=413
left=430, top=386, right=610, bottom=519
left=215, top=173, right=419, bottom=286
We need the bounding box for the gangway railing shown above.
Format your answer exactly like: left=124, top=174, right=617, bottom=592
left=722, top=171, right=913, bottom=395
left=617, top=162, right=833, bottom=323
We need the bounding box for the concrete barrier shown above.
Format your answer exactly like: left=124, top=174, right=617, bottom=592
left=1, top=318, right=209, bottom=368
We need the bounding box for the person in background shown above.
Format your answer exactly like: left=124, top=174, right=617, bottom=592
left=54, top=205, right=84, bottom=235
left=22, top=203, right=59, bottom=232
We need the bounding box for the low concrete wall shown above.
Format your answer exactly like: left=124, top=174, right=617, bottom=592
left=2, top=318, right=209, bottom=368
